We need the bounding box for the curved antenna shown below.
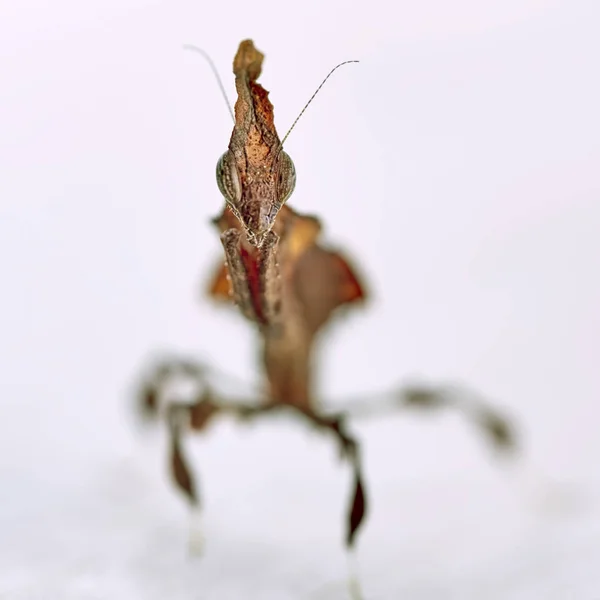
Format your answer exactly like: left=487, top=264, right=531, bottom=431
left=281, top=60, right=359, bottom=146
left=183, top=44, right=235, bottom=123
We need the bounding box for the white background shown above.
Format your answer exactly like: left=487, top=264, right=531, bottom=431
left=1, top=0, right=599, bottom=598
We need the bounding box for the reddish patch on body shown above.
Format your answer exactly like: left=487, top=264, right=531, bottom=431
left=240, top=245, right=266, bottom=324
left=249, top=81, right=275, bottom=127
left=330, top=252, right=366, bottom=305
left=208, top=262, right=231, bottom=301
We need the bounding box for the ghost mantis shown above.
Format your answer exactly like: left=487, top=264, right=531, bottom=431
left=136, top=39, right=517, bottom=555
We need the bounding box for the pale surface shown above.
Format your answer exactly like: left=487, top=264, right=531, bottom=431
left=1, top=0, right=600, bottom=598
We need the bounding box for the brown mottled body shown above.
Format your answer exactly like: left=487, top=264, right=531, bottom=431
left=210, top=204, right=364, bottom=411
left=211, top=40, right=365, bottom=411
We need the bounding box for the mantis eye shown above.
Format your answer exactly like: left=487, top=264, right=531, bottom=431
left=277, top=151, right=296, bottom=204
left=216, top=152, right=241, bottom=204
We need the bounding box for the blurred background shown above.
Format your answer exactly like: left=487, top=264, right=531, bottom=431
left=1, top=0, right=599, bottom=597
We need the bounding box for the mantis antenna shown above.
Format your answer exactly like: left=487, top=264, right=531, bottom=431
left=281, top=60, right=359, bottom=146
left=183, top=44, right=235, bottom=123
